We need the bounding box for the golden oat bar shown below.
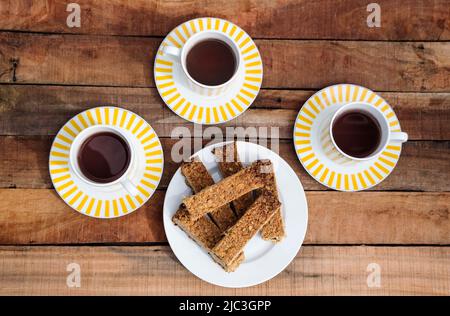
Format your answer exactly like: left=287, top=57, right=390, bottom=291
left=172, top=207, right=244, bottom=272
left=211, top=192, right=281, bottom=267
left=179, top=159, right=244, bottom=271
left=212, top=142, right=254, bottom=217
left=214, top=143, right=285, bottom=242
left=181, top=160, right=236, bottom=231
left=259, top=170, right=285, bottom=242
left=222, top=249, right=245, bottom=272
left=172, top=207, right=222, bottom=251
left=182, top=160, right=270, bottom=220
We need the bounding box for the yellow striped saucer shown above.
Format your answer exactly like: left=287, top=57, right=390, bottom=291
left=154, top=17, right=263, bottom=124
left=49, top=107, right=164, bottom=218
left=294, top=84, right=403, bottom=191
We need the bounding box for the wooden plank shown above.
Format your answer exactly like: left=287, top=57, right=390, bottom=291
left=0, top=189, right=165, bottom=244
left=1, top=33, right=449, bottom=91
left=0, top=245, right=448, bottom=295
left=0, top=0, right=448, bottom=40
left=0, top=33, right=159, bottom=87
left=0, top=190, right=448, bottom=245
left=0, top=85, right=448, bottom=140
left=1, top=136, right=448, bottom=191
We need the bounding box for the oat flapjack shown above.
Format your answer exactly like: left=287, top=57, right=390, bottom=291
left=213, top=143, right=285, bottom=242
left=174, top=155, right=284, bottom=272
left=212, top=143, right=254, bottom=217
left=259, top=167, right=285, bottom=242
left=172, top=206, right=244, bottom=272
left=181, top=160, right=236, bottom=231
left=182, top=160, right=270, bottom=220
left=211, top=192, right=281, bottom=267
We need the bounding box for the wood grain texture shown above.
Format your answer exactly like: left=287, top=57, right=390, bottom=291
left=0, top=245, right=448, bottom=295
left=0, top=0, right=449, bottom=40
left=0, top=85, right=449, bottom=140
left=1, top=136, right=448, bottom=191
left=0, top=190, right=448, bottom=245
left=1, top=34, right=449, bottom=91
left=0, top=0, right=448, bottom=296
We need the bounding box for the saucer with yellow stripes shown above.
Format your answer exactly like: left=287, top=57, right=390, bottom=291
left=154, top=17, right=263, bottom=124
left=294, top=84, right=403, bottom=191
left=49, top=106, right=164, bottom=218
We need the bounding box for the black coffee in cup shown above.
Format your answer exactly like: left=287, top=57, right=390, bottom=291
left=186, top=39, right=236, bottom=86
left=332, top=110, right=381, bottom=158
left=77, top=132, right=131, bottom=183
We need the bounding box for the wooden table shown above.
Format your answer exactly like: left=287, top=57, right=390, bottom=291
left=0, top=0, right=449, bottom=295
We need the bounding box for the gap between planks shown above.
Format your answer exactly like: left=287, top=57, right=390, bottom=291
left=1, top=29, right=450, bottom=43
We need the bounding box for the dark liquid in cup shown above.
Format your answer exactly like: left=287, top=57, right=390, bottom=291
left=186, top=39, right=236, bottom=86
left=78, top=132, right=131, bottom=183
left=332, top=111, right=381, bottom=158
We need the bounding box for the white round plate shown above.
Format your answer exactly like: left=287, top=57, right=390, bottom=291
left=294, top=84, right=403, bottom=191
left=49, top=106, right=164, bottom=218
left=154, top=17, right=263, bottom=124
left=163, top=141, right=308, bottom=288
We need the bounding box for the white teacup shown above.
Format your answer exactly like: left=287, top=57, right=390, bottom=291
left=329, top=102, right=408, bottom=161
left=163, top=30, right=241, bottom=97
left=69, top=125, right=139, bottom=195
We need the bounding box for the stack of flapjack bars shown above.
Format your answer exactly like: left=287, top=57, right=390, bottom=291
left=172, top=142, right=285, bottom=272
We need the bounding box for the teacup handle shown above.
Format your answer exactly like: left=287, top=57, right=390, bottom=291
left=120, top=178, right=140, bottom=197
left=162, top=46, right=181, bottom=61
left=390, top=131, right=408, bottom=143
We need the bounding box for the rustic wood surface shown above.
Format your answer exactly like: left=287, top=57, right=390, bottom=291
left=1, top=34, right=449, bottom=91
left=0, top=246, right=448, bottom=295
left=0, top=86, right=449, bottom=140
left=0, top=190, right=448, bottom=245
left=1, top=137, right=449, bottom=191
left=0, top=0, right=448, bottom=40
left=0, top=0, right=448, bottom=295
